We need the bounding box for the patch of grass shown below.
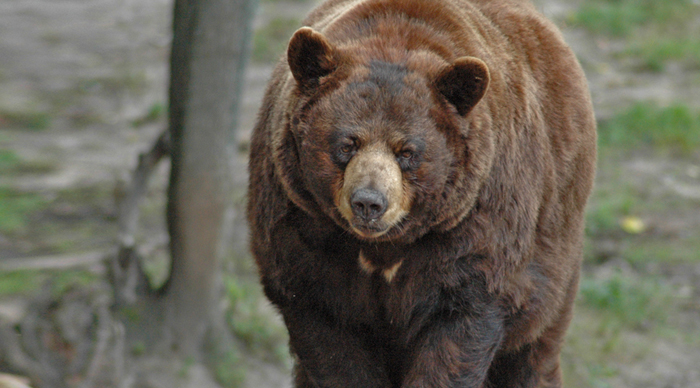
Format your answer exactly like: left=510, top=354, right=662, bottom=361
left=178, top=357, right=197, bottom=378
left=570, top=0, right=695, bottom=38
left=585, top=187, right=637, bottom=238
left=624, top=236, right=700, bottom=264
left=224, top=275, right=289, bottom=363
left=0, top=187, right=49, bottom=234
left=570, top=2, right=645, bottom=38
left=0, top=150, right=21, bottom=171
left=628, top=38, right=700, bottom=72
left=0, top=269, right=101, bottom=297
left=253, top=17, right=302, bottom=63
left=0, top=149, right=57, bottom=176
left=585, top=150, right=700, bottom=269
left=563, top=272, right=678, bottom=387
left=131, top=340, right=147, bottom=356
left=213, top=350, right=246, bottom=388
left=10, top=160, right=57, bottom=175
left=0, top=109, right=51, bottom=130
left=0, top=270, right=44, bottom=296
left=20, top=184, right=119, bottom=254
left=579, top=273, right=671, bottom=331
left=570, top=0, right=700, bottom=71
left=51, top=269, right=102, bottom=297
left=597, top=102, right=700, bottom=153
left=563, top=308, right=622, bottom=388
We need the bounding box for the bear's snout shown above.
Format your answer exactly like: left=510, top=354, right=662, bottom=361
left=351, top=187, right=388, bottom=222
left=336, top=146, right=409, bottom=239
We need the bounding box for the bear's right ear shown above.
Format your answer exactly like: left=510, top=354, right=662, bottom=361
left=434, top=57, right=490, bottom=117
left=287, top=27, right=337, bottom=90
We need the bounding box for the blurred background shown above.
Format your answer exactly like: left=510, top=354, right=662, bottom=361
left=0, top=0, right=698, bottom=387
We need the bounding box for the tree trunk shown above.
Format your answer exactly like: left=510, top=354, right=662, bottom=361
left=164, top=0, right=255, bottom=358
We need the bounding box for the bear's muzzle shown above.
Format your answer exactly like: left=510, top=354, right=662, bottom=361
left=336, top=146, right=409, bottom=238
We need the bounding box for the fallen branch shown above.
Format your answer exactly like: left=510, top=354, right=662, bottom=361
left=0, top=234, right=167, bottom=273
left=111, top=129, right=170, bottom=304
left=0, top=250, right=111, bottom=272
left=116, top=129, right=170, bottom=249
left=78, top=297, right=115, bottom=388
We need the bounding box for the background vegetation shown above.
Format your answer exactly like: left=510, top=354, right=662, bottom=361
left=563, top=0, right=700, bottom=385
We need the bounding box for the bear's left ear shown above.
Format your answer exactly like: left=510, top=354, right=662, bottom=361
left=287, top=27, right=337, bottom=90
left=434, top=57, right=490, bottom=116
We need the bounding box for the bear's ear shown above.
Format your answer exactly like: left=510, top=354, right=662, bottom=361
left=434, top=56, right=490, bottom=116
left=287, top=27, right=337, bottom=89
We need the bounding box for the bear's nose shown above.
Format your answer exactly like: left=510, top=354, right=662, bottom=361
left=350, top=188, right=388, bottom=222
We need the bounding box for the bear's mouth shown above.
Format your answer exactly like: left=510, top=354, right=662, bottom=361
left=349, top=219, right=391, bottom=239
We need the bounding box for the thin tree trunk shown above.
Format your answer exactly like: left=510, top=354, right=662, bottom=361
left=164, top=0, right=255, bottom=358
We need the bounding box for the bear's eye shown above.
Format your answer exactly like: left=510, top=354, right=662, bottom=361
left=396, top=148, right=421, bottom=171
left=332, top=137, right=358, bottom=166
left=398, top=150, right=414, bottom=160
left=340, top=143, right=355, bottom=154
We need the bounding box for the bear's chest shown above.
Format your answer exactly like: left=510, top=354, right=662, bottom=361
left=290, top=215, right=458, bottom=332
left=313, top=244, right=441, bottom=333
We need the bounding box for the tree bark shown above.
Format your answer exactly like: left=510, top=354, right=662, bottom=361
left=164, top=0, right=255, bottom=358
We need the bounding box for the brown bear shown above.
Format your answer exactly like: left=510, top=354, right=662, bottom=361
left=247, top=0, right=597, bottom=386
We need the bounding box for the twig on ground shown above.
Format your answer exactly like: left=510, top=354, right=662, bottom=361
left=78, top=301, right=113, bottom=388
left=0, top=250, right=111, bottom=272
left=111, top=129, right=170, bottom=304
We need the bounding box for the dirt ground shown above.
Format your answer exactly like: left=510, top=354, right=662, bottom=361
left=1, top=0, right=699, bottom=387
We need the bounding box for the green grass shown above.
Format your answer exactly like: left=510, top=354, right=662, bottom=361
left=0, top=109, right=51, bottom=130
left=570, top=0, right=695, bottom=38
left=585, top=137, right=700, bottom=266
left=0, top=269, right=100, bottom=297
left=253, top=17, right=302, bottom=63
left=585, top=186, right=638, bottom=238
left=627, top=38, right=700, bottom=72
left=213, top=350, right=246, bottom=388
left=32, top=185, right=118, bottom=253
left=572, top=95, right=700, bottom=386
left=579, top=273, right=671, bottom=331
left=0, top=184, right=117, bottom=254
left=571, top=2, right=646, bottom=38
left=0, top=270, right=44, bottom=296
left=225, top=275, right=289, bottom=363
left=0, top=149, right=57, bottom=176
left=0, top=187, right=48, bottom=234
left=50, top=269, right=102, bottom=296
left=570, top=0, right=700, bottom=71
left=624, top=236, right=700, bottom=264
left=597, top=102, right=700, bottom=153
left=563, top=272, right=679, bottom=387
left=0, top=149, right=21, bottom=172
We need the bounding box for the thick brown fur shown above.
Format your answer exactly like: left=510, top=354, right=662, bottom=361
left=247, top=0, right=597, bottom=386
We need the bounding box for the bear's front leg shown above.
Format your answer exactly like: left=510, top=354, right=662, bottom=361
left=284, top=309, right=393, bottom=388
left=401, top=296, right=504, bottom=387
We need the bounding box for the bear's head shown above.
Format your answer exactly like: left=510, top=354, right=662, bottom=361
left=277, top=27, right=494, bottom=243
